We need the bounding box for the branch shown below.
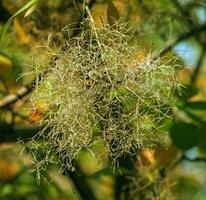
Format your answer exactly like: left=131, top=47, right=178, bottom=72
left=191, top=46, right=206, bottom=83
left=61, top=157, right=96, bottom=200
left=0, top=80, right=35, bottom=109
left=0, top=76, right=9, bottom=93
left=66, top=169, right=97, bottom=200
left=85, top=5, right=103, bottom=52
left=115, top=155, right=137, bottom=200
left=183, top=155, right=206, bottom=162
left=152, top=24, right=206, bottom=60
left=0, top=123, right=39, bottom=143
left=171, top=154, right=206, bottom=168
left=159, top=153, right=206, bottom=179
left=71, top=0, right=96, bottom=37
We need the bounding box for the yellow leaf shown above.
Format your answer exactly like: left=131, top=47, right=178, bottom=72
left=140, top=145, right=179, bottom=168
left=177, top=68, right=192, bottom=84
left=0, top=145, right=20, bottom=182
left=91, top=4, right=108, bottom=27
left=135, top=50, right=147, bottom=63
left=0, top=159, right=19, bottom=182
left=196, top=75, right=206, bottom=89
left=29, top=99, right=48, bottom=123
left=91, top=1, right=127, bottom=27
left=153, top=145, right=179, bottom=168
left=13, top=18, right=29, bottom=44
left=0, top=54, right=12, bottom=74
left=107, top=0, right=120, bottom=25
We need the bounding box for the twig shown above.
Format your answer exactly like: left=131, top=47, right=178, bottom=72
left=191, top=46, right=206, bottom=83
left=0, top=80, right=35, bottom=109
left=170, top=154, right=206, bottom=168
left=71, top=0, right=96, bottom=37
left=85, top=5, right=102, bottom=51
left=160, top=153, right=206, bottom=179
left=114, top=154, right=137, bottom=200
left=0, top=123, right=39, bottom=142
left=9, top=108, right=33, bottom=123
left=66, top=169, right=97, bottom=200
left=152, top=24, right=206, bottom=60
left=183, top=155, right=206, bottom=162
left=0, top=76, right=9, bottom=93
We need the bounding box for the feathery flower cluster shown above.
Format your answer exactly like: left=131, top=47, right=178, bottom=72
left=29, top=21, right=181, bottom=172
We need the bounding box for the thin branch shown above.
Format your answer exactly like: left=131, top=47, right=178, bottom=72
left=0, top=80, right=35, bottom=109
left=183, top=155, right=206, bottom=162
left=170, top=154, right=206, bottom=168
left=61, top=156, right=96, bottom=200
left=70, top=0, right=96, bottom=37
left=63, top=3, right=97, bottom=200
left=9, top=108, right=33, bottom=123
left=85, top=5, right=102, bottom=51
left=0, top=123, right=39, bottom=142
left=66, top=169, right=97, bottom=200
left=159, top=153, right=206, bottom=179
left=152, top=24, right=206, bottom=60
left=0, top=76, right=9, bottom=93
left=191, top=46, right=206, bottom=83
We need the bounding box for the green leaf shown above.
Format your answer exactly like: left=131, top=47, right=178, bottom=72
left=170, top=122, right=199, bottom=150
left=107, top=0, right=120, bottom=25
left=186, top=101, right=206, bottom=110
left=178, top=84, right=198, bottom=101
left=156, top=118, right=173, bottom=132
left=0, top=0, right=39, bottom=40
left=184, top=108, right=206, bottom=126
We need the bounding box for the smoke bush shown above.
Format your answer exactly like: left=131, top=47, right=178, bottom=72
left=28, top=21, right=181, bottom=172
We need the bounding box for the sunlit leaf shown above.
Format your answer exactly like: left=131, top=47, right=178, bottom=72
left=24, top=3, right=37, bottom=17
